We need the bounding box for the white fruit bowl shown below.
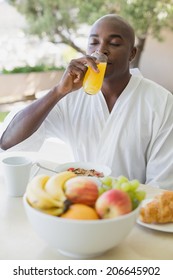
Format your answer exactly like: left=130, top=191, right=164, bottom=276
left=55, top=161, right=111, bottom=177
left=23, top=194, right=140, bottom=259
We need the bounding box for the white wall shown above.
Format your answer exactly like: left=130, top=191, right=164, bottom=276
left=140, top=29, right=173, bottom=92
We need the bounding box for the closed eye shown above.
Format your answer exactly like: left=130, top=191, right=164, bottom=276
left=88, top=36, right=99, bottom=46
left=110, top=43, right=121, bottom=46
left=109, top=39, right=122, bottom=46
left=89, top=42, right=99, bottom=45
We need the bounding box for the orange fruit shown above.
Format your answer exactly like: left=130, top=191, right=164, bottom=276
left=61, top=204, right=99, bottom=220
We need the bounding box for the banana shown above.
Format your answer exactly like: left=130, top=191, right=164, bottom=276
left=42, top=207, right=64, bottom=216
left=26, top=171, right=76, bottom=216
left=44, top=171, right=77, bottom=201
left=26, top=174, right=64, bottom=210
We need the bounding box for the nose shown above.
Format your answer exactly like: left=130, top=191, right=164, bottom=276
left=97, top=45, right=109, bottom=56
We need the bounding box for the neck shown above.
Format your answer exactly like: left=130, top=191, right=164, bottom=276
left=101, top=73, right=131, bottom=112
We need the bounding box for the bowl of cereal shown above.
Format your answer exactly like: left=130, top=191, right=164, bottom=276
left=55, top=161, right=111, bottom=178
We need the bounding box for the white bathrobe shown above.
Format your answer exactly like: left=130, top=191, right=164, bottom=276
left=1, top=75, right=173, bottom=189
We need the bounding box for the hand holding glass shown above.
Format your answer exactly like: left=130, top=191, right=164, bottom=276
left=83, top=52, right=107, bottom=95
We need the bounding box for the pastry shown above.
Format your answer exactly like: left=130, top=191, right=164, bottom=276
left=139, top=191, right=173, bottom=224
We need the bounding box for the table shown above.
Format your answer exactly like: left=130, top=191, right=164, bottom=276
left=0, top=141, right=173, bottom=260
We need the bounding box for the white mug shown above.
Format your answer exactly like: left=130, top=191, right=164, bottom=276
left=2, top=156, right=33, bottom=197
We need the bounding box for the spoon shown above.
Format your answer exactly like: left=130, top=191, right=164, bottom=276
left=35, top=162, right=59, bottom=173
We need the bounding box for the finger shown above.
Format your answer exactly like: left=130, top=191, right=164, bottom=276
left=71, top=56, right=99, bottom=73
left=69, top=59, right=88, bottom=73
left=84, top=55, right=99, bottom=72
left=67, top=65, right=86, bottom=83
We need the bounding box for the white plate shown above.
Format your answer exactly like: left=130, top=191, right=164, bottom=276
left=137, top=199, right=173, bottom=233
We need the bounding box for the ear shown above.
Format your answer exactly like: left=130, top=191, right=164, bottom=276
left=129, top=47, right=137, bottom=62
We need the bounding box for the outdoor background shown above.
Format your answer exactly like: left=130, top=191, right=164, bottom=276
left=0, top=0, right=173, bottom=120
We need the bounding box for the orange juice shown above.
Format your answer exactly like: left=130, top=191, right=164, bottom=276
left=83, top=62, right=107, bottom=95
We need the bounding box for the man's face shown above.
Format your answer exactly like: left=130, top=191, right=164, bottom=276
left=87, top=18, right=136, bottom=79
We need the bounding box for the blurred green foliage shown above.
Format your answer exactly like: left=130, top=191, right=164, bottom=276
left=9, top=0, right=173, bottom=67
left=0, top=112, right=9, bottom=122
left=2, top=64, right=65, bottom=74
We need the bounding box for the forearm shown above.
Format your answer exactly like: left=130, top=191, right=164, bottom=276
left=0, top=86, right=64, bottom=150
left=0, top=54, right=97, bottom=150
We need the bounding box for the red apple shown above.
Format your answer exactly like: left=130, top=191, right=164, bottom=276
left=64, top=176, right=99, bottom=206
left=95, top=189, right=132, bottom=219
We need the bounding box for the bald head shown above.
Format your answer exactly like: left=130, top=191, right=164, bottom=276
left=90, top=14, right=135, bottom=48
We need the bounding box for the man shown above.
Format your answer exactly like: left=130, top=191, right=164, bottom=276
left=1, top=14, right=173, bottom=189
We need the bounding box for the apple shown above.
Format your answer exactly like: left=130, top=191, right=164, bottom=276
left=95, top=189, right=132, bottom=219
left=64, top=176, right=99, bottom=206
